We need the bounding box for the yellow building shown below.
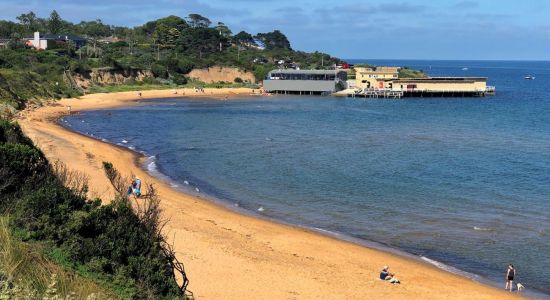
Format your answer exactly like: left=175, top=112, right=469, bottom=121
left=355, top=66, right=400, bottom=89
left=392, top=77, right=488, bottom=93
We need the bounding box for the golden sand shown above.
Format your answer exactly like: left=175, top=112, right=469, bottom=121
left=18, top=88, right=520, bottom=299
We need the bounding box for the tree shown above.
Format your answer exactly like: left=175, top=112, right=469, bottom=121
left=214, top=22, right=231, bottom=52
left=186, top=14, right=211, bottom=28
left=48, top=10, right=63, bottom=33
left=156, top=15, right=187, bottom=32
left=233, top=31, right=255, bottom=47
left=153, top=23, right=180, bottom=47
left=0, top=20, right=23, bottom=38
left=16, top=11, right=42, bottom=33
left=255, top=30, right=291, bottom=50
left=80, top=19, right=111, bottom=55
left=176, top=27, right=220, bottom=58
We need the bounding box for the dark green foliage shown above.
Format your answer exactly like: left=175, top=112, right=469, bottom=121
left=186, top=14, right=211, bottom=28
left=60, top=198, right=179, bottom=297
left=13, top=181, right=86, bottom=240
left=0, top=143, right=48, bottom=207
left=0, top=120, right=184, bottom=299
left=0, top=11, right=347, bottom=110
left=0, top=120, right=34, bottom=145
left=0, top=120, right=48, bottom=206
left=151, top=63, right=168, bottom=78
left=233, top=31, right=255, bottom=46
left=172, top=73, right=187, bottom=85
left=48, top=10, right=63, bottom=34
left=255, top=30, right=291, bottom=50
left=399, top=67, right=427, bottom=78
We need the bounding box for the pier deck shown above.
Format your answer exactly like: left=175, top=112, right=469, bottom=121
left=335, top=86, right=496, bottom=98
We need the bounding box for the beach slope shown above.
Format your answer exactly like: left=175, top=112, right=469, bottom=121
left=18, top=89, right=520, bottom=299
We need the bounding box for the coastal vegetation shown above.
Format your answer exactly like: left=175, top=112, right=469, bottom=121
left=0, top=11, right=343, bottom=112
left=398, top=67, right=427, bottom=78
left=0, top=119, right=189, bottom=299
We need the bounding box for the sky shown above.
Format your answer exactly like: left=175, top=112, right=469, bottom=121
left=0, top=0, right=549, bottom=60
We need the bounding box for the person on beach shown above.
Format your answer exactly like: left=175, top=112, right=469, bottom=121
left=127, top=179, right=136, bottom=197
left=380, top=266, right=400, bottom=284
left=126, top=176, right=142, bottom=198
left=66, top=105, right=71, bottom=115
left=505, top=264, right=515, bottom=292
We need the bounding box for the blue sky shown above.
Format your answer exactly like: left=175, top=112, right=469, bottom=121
left=0, top=0, right=548, bottom=60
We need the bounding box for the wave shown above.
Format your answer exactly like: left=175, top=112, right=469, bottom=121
left=473, top=226, right=494, bottom=231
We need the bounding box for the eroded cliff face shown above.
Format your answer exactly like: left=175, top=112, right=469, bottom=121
left=187, top=66, right=256, bottom=83
left=72, top=66, right=255, bottom=90
left=74, top=69, right=154, bottom=89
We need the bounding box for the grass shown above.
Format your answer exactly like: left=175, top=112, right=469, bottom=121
left=0, top=216, right=119, bottom=299
left=43, top=247, right=138, bottom=299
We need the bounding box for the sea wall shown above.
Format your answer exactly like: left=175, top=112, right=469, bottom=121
left=187, top=66, right=256, bottom=83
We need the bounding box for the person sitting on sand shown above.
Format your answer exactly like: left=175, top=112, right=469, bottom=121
left=127, top=179, right=136, bottom=197
left=126, top=176, right=142, bottom=198
left=380, top=266, right=400, bottom=284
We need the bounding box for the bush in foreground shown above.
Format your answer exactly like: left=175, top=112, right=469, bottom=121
left=0, top=119, right=188, bottom=299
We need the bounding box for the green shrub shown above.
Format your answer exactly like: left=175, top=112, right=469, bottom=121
left=0, top=120, right=34, bottom=145
left=172, top=73, right=188, bottom=85
left=0, top=143, right=49, bottom=207
left=0, top=119, right=185, bottom=298
left=151, top=63, right=168, bottom=78
left=177, top=59, right=195, bottom=74
left=13, top=182, right=86, bottom=240
left=234, top=77, right=243, bottom=83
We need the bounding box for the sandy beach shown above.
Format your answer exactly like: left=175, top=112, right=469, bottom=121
left=17, top=88, right=521, bottom=300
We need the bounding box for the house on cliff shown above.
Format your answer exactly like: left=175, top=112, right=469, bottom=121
left=26, top=32, right=86, bottom=50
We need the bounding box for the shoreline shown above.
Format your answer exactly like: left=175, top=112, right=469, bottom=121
left=63, top=112, right=542, bottom=299
left=18, top=88, right=521, bottom=299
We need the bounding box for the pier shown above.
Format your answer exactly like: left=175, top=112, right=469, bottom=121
left=335, top=86, right=496, bottom=99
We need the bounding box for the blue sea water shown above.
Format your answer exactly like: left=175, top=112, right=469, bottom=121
left=64, top=60, right=550, bottom=296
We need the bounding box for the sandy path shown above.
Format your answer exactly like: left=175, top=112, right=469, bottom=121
left=17, top=88, right=520, bottom=299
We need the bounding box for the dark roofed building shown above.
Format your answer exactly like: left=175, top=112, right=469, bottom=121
left=27, top=32, right=86, bottom=50
left=263, top=69, right=348, bottom=94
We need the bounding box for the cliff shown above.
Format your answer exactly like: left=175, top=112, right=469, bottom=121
left=74, top=68, right=154, bottom=89
left=187, top=66, right=256, bottom=84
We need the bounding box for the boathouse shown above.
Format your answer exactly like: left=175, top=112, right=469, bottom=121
left=392, top=77, right=491, bottom=97
left=263, top=69, right=348, bottom=95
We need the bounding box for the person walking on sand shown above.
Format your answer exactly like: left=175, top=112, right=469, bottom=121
left=505, top=264, right=515, bottom=292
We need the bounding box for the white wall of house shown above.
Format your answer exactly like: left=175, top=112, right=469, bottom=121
left=30, top=32, right=48, bottom=50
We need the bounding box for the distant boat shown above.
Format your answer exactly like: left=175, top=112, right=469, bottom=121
left=524, top=75, right=535, bottom=80
left=462, top=67, right=469, bottom=71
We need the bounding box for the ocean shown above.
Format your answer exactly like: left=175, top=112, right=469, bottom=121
left=63, top=60, right=550, bottom=296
